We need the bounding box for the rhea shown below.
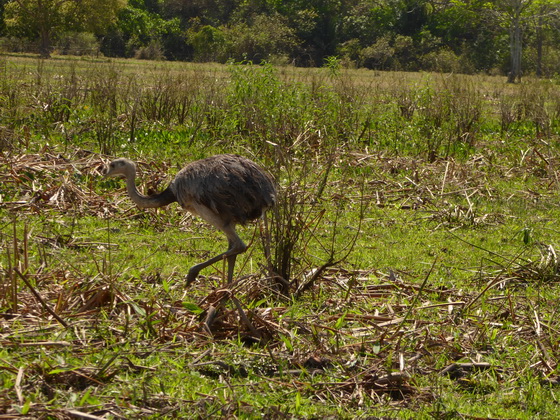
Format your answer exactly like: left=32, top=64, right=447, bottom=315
left=104, top=154, right=277, bottom=285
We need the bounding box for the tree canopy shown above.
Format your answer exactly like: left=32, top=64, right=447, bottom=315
left=3, top=0, right=125, bottom=57
left=1, top=0, right=560, bottom=77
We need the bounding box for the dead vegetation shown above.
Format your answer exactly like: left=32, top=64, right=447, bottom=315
left=2, top=149, right=560, bottom=418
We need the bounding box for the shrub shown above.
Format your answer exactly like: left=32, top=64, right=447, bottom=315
left=360, top=35, right=394, bottom=70
left=390, top=35, right=414, bottom=70
left=221, top=14, right=300, bottom=64
left=187, top=24, right=226, bottom=62
left=0, top=36, right=37, bottom=53
left=56, top=32, right=100, bottom=56
left=134, top=40, right=165, bottom=60
left=420, top=48, right=463, bottom=74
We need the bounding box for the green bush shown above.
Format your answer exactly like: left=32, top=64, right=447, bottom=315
left=56, top=32, right=100, bottom=56
left=222, top=14, right=299, bottom=64
left=134, top=40, right=165, bottom=60
left=420, top=48, right=463, bottom=74
left=359, top=34, right=394, bottom=70
left=0, top=36, right=32, bottom=53
left=187, top=24, right=226, bottom=62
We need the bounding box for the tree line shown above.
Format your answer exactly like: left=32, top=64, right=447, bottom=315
left=1, top=0, right=559, bottom=79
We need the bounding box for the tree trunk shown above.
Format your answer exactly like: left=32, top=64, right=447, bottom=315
left=39, top=28, right=51, bottom=58
left=507, top=18, right=522, bottom=83
left=536, top=14, right=543, bottom=77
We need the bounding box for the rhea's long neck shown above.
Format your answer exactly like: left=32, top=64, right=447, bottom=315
left=125, top=172, right=177, bottom=209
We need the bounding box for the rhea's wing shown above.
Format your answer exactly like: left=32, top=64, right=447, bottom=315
left=173, top=155, right=277, bottom=225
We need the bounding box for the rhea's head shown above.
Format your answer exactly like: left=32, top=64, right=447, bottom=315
left=104, top=158, right=136, bottom=179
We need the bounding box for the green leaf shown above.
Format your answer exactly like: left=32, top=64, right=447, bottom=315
left=21, top=400, right=31, bottom=415
left=182, top=302, right=204, bottom=314
left=334, top=311, right=347, bottom=329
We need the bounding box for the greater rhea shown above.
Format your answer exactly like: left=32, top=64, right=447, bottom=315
left=104, top=154, right=277, bottom=285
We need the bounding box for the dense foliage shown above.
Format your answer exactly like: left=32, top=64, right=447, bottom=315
left=1, top=0, right=560, bottom=75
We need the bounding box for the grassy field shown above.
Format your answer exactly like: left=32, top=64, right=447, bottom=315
left=2, top=54, right=560, bottom=419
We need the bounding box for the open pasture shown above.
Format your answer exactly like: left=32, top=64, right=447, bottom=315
left=2, top=55, right=560, bottom=418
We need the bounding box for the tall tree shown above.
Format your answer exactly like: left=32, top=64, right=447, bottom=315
left=4, top=0, right=125, bottom=57
left=493, top=0, right=559, bottom=82
left=495, top=0, right=533, bottom=82
left=531, top=1, right=560, bottom=76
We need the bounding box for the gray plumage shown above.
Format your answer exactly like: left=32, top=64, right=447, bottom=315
left=104, top=154, right=277, bottom=284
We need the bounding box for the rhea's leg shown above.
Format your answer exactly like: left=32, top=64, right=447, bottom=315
left=226, top=254, right=237, bottom=284
left=186, top=226, right=247, bottom=286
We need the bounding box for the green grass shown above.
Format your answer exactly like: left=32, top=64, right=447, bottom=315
left=2, top=54, right=560, bottom=418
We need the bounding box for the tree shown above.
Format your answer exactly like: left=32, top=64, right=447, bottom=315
left=102, top=4, right=188, bottom=59
left=530, top=1, right=560, bottom=76
left=0, top=0, right=8, bottom=36
left=426, top=0, right=504, bottom=72
left=492, top=0, right=560, bottom=82
left=4, top=0, right=125, bottom=57
left=494, top=0, right=533, bottom=82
